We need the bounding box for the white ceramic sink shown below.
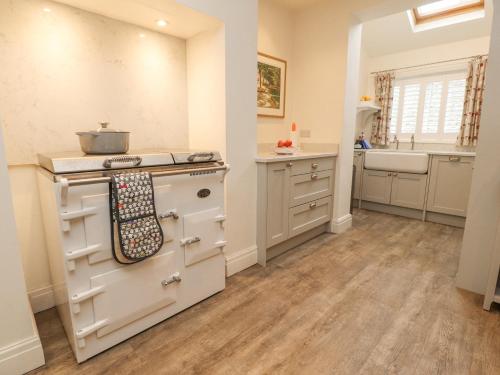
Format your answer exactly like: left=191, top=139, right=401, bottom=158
left=364, top=151, right=429, bottom=173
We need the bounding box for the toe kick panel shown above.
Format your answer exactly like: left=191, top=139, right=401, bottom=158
left=90, top=252, right=178, bottom=338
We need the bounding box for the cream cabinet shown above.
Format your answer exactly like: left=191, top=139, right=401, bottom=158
left=390, top=172, right=427, bottom=210
left=257, top=156, right=336, bottom=265
left=362, top=170, right=427, bottom=209
left=362, top=170, right=392, bottom=204
left=426, top=155, right=474, bottom=217
left=353, top=151, right=364, bottom=200
left=266, top=162, right=290, bottom=247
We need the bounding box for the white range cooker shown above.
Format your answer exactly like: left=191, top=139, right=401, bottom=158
left=37, top=150, right=228, bottom=363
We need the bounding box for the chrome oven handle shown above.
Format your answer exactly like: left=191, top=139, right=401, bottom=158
left=161, top=272, right=181, bottom=287
left=187, top=152, right=215, bottom=162
left=103, top=156, right=142, bottom=169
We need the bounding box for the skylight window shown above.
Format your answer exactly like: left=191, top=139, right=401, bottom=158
left=408, top=0, right=485, bottom=32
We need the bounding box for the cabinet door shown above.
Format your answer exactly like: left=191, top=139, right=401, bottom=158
left=267, top=162, right=290, bottom=247
left=353, top=152, right=364, bottom=200
left=426, top=155, right=474, bottom=217
left=390, top=172, right=428, bottom=209
left=362, top=170, right=392, bottom=204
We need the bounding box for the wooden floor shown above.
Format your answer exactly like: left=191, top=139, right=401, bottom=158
left=31, top=210, right=500, bottom=375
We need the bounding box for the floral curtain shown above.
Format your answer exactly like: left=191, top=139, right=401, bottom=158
left=457, top=56, right=488, bottom=147
left=370, top=72, right=395, bottom=145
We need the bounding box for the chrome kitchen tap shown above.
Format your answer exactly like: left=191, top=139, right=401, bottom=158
left=411, top=134, right=415, bottom=150
left=393, top=135, right=399, bottom=150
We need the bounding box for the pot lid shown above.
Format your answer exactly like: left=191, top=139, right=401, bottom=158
left=76, top=122, right=129, bottom=135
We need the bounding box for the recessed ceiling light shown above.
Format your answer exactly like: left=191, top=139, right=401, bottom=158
left=156, top=19, right=168, bottom=28
left=43, top=7, right=52, bottom=13
left=139, top=33, right=146, bottom=38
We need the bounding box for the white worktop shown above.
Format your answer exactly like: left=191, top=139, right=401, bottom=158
left=354, top=149, right=476, bottom=157
left=255, top=151, right=338, bottom=163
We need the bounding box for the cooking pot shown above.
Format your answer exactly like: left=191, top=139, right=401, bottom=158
left=76, top=122, right=130, bottom=154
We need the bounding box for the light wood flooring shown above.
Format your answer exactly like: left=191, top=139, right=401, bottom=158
left=30, top=209, right=500, bottom=374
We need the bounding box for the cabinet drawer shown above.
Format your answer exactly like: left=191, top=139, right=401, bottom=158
left=289, top=170, right=333, bottom=207
left=289, top=157, right=334, bottom=176
left=289, top=196, right=332, bottom=238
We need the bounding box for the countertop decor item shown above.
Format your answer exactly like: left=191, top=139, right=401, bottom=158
left=76, top=122, right=130, bottom=155
left=257, top=52, right=287, bottom=118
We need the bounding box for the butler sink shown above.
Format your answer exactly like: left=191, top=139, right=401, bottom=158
left=364, top=150, right=429, bottom=174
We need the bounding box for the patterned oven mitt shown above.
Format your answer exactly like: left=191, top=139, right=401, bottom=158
left=109, top=172, right=164, bottom=264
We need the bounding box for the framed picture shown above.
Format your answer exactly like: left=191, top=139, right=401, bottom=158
left=257, top=53, right=287, bottom=118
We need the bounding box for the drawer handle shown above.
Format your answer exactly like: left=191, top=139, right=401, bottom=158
left=161, top=272, right=182, bottom=287
left=311, top=174, right=318, bottom=180
left=286, top=162, right=293, bottom=167
left=159, top=210, right=179, bottom=220
left=311, top=163, right=319, bottom=169
left=309, top=202, right=317, bottom=209
left=449, top=156, right=461, bottom=162
left=393, top=173, right=398, bottom=177
left=181, top=236, right=201, bottom=246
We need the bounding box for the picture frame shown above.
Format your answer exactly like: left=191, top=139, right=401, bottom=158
left=257, top=52, right=287, bottom=118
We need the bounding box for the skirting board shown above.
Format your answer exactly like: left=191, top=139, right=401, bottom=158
left=225, top=245, right=258, bottom=277
left=331, top=214, right=353, bottom=234
left=0, top=335, right=45, bottom=375
left=28, top=285, right=55, bottom=314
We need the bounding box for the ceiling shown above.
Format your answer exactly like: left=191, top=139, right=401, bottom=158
left=269, top=0, right=323, bottom=11
left=52, top=0, right=221, bottom=39
left=362, top=0, right=493, bottom=57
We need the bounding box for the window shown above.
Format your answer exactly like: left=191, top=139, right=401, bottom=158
left=408, top=0, right=485, bottom=32
left=390, top=71, right=467, bottom=142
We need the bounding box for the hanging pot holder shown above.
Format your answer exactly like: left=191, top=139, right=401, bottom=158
left=109, top=172, right=164, bottom=264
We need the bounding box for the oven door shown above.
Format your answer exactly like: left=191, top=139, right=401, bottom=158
left=90, top=251, right=179, bottom=338
left=182, top=207, right=226, bottom=266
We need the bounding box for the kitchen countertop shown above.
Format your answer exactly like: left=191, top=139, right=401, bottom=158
left=255, top=151, right=338, bottom=163
left=353, top=149, right=476, bottom=157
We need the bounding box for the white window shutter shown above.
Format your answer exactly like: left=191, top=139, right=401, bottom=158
left=444, top=79, right=466, bottom=134
left=422, top=81, right=443, bottom=134
left=401, top=83, right=420, bottom=134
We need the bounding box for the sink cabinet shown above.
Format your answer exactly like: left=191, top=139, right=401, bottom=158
left=390, top=172, right=427, bottom=210
left=362, top=170, right=392, bottom=204
left=362, top=170, right=427, bottom=209
left=353, top=151, right=364, bottom=200
left=257, top=156, right=336, bottom=265
left=426, top=155, right=474, bottom=217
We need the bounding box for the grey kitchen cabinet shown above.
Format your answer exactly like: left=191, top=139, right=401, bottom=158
left=361, top=169, right=392, bottom=204
left=426, top=155, right=474, bottom=217
left=362, top=169, right=428, bottom=209
left=257, top=156, right=336, bottom=265
left=390, top=172, right=427, bottom=210
left=289, top=196, right=332, bottom=238
left=266, top=162, right=290, bottom=247
left=353, top=151, right=364, bottom=200
left=289, top=170, right=333, bottom=207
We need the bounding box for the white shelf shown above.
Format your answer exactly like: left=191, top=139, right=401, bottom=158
left=357, top=103, right=381, bottom=113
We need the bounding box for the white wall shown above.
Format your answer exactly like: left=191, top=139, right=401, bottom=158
left=179, top=0, right=258, bottom=275
left=257, top=0, right=295, bottom=144
left=187, top=26, right=226, bottom=160
left=356, top=36, right=491, bottom=141
left=0, top=0, right=190, bottom=307
left=0, top=0, right=188, bottom=165
left=0, top=127, right=44, bottom=374
left=457, top=0, right=500, bottom=295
